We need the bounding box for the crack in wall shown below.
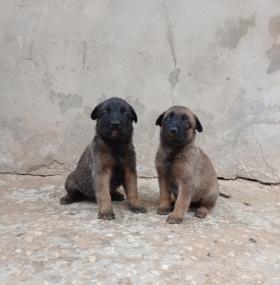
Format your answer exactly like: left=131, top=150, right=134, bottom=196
left=162, top=0, right=180, bottom=103
left=0, top=172, right=63, bottom=177
left=81, top=41, right=87, bottom=71
left=217, top=176, right=280, bottom=186
left=139, top=175, right=280, bottom=186
left=162, top=0, right=177, bottom=68
left=0, top=173, right=279, bottom=185
left=169, top=67, right=181, bottom=88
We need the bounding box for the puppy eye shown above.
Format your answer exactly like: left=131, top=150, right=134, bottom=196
left=165, top=117, right=170, bottom=122
left=102, top=110, right=109, bottom=116
left=183, top=120, right=190, bottom=127
left=122, top=112, right=129, bottom=118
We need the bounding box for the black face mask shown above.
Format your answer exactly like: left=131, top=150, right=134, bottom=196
left=91, top=98, right=137, bottom=143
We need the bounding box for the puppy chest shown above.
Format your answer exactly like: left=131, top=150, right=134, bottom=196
left=167, top=162, right=198, bottom=189
left=111, top=164, right=125, bottom=184
left=168, top=160, right=189, bottom=179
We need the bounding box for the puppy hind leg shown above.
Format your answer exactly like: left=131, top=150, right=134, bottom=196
left=60, top=189, right=86, bottom=205
left=60, top=174, right=87, bottom=205
left=195, top=186, right=219, bottom=218
left=195, top=206, right=210, bottom=218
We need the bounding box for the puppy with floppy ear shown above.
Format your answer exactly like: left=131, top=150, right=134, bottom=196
left=60, top=97, right=146, bottom=220
left=155, top=106, right=219, bottom=224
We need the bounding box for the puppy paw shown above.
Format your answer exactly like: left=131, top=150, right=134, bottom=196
left=195, top=207, right=208, bottom=219
left=111, top=191, right=125, bottom=201
left=129, top=205, right=147, bottom=213
left=157, top=207, right=172, bottom=215
left=166, top=213, right=183, bottom=224
left=98, top=211, right=115, bottom=220
left=60, top=195, right=73, bottom=205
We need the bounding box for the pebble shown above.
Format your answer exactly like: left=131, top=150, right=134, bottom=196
left=88, top=256, right=97, bottom=263
left=15, top=248, right=22, bottom=254
left=185, top=246, right=193, bottom=251
left=161, top=264, right=169, bottom=270
left=25, top=236, right=33, bottom=242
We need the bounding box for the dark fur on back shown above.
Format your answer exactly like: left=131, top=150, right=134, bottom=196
left=60, top=97, right=146, bottom=220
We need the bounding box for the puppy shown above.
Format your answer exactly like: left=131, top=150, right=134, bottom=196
left=155, top=106, right=219, bottom=224
left=60, top=97, right=147, bottom=220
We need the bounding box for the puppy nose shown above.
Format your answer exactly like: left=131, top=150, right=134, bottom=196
left=169, top=127, right=177, bottom=135
left=110, top=121, right=120, bottom=128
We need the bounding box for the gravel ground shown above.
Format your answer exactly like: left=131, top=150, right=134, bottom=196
left=0, top=174, right=279, bottom=285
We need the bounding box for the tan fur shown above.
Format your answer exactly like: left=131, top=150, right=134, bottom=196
left=155, top=106, right=219, bottom=224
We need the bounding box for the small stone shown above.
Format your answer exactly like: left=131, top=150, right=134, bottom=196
left=54, top=252, right=60, bottom=258
left=161, top=264, right=169, bottom=270
left=34, top=231, right=43, bottom=236
left=16, top=232, right=26, bottom=237
left=151, top=270, right=160, bottom=276
left=15, top=248, right=22, bottom=254
left=207, top=252, right=212, bottom=257
left=185, top=246, right=193, bottom=251
left=25, top=236, right=33, bottom=242
left=249, top=237, right=257, bottom=243
left=88, top=256, right=96, bottom=263
left=194, top=243, right=203, bottom=249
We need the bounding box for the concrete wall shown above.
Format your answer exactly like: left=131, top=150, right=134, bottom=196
left=1, top=0, right=280, bottom=183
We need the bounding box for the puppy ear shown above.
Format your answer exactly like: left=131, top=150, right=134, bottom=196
left=91, top=103, right=102, bottom=120
left=194, top=115, right=203, bottom=132
left=128, top=104, right=138, bottom=123
left=155, top=112, right=165, bottom=126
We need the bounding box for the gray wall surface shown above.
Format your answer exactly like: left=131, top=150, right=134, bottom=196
left=1, top=0, right=280, bottom=183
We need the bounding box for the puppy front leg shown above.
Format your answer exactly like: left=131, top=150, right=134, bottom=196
left=157, top=175, right=172, bottom=215
left=94, top=169, right=115, bottom=220
left=167, top=183, right=192, bottom=224
left=123, top=168, right=147, bottom=213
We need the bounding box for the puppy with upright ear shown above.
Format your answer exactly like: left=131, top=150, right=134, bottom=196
left=155, top=106, right=219, bottom=224
left=60, top=97, right=146, bottom=220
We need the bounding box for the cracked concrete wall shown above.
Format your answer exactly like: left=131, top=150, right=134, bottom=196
left=0, top=0, right=280, bottom=183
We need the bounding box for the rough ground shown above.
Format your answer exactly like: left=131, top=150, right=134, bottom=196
left=0, top=174, right=279, bottom=285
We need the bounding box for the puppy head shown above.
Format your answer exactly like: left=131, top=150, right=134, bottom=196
left=91, top=97, right=137, bottom=142
left=156, top=106, right=203, bottom=146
